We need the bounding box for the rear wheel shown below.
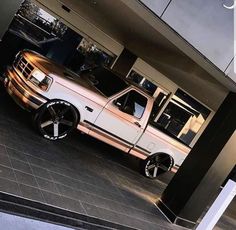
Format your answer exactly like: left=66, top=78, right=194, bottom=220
left=140, top=153, right=173, bottom=179
left=34, top=100, right=78, bottom=140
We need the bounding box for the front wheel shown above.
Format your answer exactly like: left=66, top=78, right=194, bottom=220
left=140, top=153, right=174, bottom=179
left=34, top=100, right=78, bottom=140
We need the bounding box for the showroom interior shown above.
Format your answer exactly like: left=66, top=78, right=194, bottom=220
left=0, top=0, right=235, bottom=229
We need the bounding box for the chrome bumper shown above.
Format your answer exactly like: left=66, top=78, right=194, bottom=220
left=4, top=67, right=47, bottom=111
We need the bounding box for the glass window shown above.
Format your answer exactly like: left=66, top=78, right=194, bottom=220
left=12, top=1, right=67, bottom=42
left=127, top=70, right=157, bottom=96
left=150, top=89, right=211, bottom=146
left=82, top=67, right=128, bottom=97
left=6, top=1, right=115, bottom=73
left=127, top=70, right=143, bottom=84
left=114, top=90, right=148, bottom=119
left=150, top=91, right=170, bottom=121
left=67, top=38, right=116, bottom=73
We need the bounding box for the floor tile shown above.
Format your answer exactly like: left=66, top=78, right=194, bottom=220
left=85, top=193, right=125, bottom=213
left=0, top=144, right=7, bottom=155
left=6, top=147, right=28, bottom=162
left=15, top=171, right=38, bottom=188
left=81, top=202, right=132, bottom=227
left=26, top=155, right=48, bottom=169
left=50, top=172, right=76, bottom=188
left=55, top=183, right=88, bottom=202
left=0, top=153, right=11, bottom=167
left=0, top=164, right=16, bottom=181
left=5, top=140, right=24, bottom=152
left=41, top=190, right=64, bottom=208
left=10, top=159, right=32, bottom=174
left=60, top=196, right=86, bottom=214
left=31, top=165, right=52, bottom=181
left=19, top=184, right=45, bottom=203
left=0, top=177, right=21, bottom=196
left=36, top=177, right=59, bottom=194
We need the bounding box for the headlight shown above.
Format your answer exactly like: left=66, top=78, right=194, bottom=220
left=29, top=70, right=52, bottom=91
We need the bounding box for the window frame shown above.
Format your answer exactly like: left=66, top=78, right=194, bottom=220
left=148, top=88, right=212, bottom=147
left=113, top=89, right=149, bottom=120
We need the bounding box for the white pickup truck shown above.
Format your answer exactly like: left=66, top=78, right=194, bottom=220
left=3, top=50, right=190, bottom=179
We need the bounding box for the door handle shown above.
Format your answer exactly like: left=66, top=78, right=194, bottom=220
left=134, top=121, right=141, bottom=128
left=85, top=106, right=93, bottom=112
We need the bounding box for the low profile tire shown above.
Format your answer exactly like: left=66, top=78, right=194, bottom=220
left=34, top=100, right=78, bottom=140
left=140, top=153, right=174, bottom=179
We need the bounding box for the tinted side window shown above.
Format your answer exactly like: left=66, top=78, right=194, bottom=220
left=114, top=90, right=147, bottom=119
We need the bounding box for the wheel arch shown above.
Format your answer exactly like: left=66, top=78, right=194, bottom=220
left=38, top=97, right=84, bottom=123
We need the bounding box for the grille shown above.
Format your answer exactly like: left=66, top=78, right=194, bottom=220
left=15, top=56, right=34, bottom=79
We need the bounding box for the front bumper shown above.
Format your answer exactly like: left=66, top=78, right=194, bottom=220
left=3, top=67, right=47, bottom=111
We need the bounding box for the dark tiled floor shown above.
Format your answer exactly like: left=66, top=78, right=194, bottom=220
left=0, top=87, right=235, bottom=230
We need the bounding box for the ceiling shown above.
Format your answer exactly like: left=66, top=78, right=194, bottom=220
left=45, top=0, right=231, bottom=110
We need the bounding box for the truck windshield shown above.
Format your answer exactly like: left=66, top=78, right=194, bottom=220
left=84, top=67, right=128, bottom=97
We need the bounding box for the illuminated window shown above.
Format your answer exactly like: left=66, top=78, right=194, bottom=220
left=127, top=70, right=157, bottom=96
left=150, top=89, right=210, bottom=146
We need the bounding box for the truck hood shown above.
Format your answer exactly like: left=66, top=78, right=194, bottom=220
left=23, top=50, right=97, bottom=93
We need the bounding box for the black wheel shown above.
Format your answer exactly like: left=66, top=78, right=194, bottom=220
left=140, top=153, right=173, bottom=179
left=34, top=100, right=78, bottom=140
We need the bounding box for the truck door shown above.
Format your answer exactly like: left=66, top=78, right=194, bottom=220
left=91, top=89, right=149, bottom=152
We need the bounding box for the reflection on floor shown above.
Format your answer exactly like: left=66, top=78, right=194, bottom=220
left=0, top=86, right=235, bottom=230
